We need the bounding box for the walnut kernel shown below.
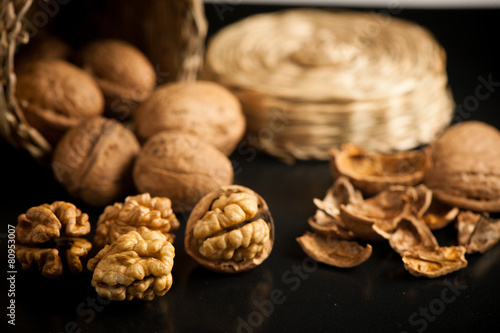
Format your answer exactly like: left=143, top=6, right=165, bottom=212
left=185, top=185, right=274, bottom=273
left=15, top=201, right=92, bottom=278
left=94, top=193, right=180, bottom=248
left=87, top=230, right=175, bottom=301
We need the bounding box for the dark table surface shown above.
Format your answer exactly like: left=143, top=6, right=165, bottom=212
left=2, top=3, right=500, bottom=333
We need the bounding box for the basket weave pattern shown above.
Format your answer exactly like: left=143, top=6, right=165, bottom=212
left=203, top=9, right=455, bottom=163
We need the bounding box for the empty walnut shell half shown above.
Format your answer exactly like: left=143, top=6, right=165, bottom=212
left=330, top=143, right=427, bottom=196
left=297, top=231, right=372, bottom=268
left=308, top=176, right=362, bottom=239
left=402, top=246, right=468, bottom=278
left=456, top=211, right=500, bottom=254
left=52, top=116, right=140, bottom=207
left=185, top=185, right=274, bottom=273
left=15, top=201, right=92, bottom=278
left=15, top=59, right=104, bottom=144
left=424, top=121, right=500, bottom=212
left=93, top=193, right=181, bottom=248
left=373, top=215, right=439, bottom=256
left=134, top=80, right=246, bottom=155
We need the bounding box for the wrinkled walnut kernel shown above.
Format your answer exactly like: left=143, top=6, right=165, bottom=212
left=15, top=201, right=92, bottom=278
left=94, top=193, right=180, bottom=248
left=87, top=230, right=175, bottom=301
left=185, top=185, right=274, bottom=273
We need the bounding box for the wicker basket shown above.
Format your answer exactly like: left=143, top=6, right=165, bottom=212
left=203, top=9, right=455, bottom=163
left=0, top=0, right=207, bottom=161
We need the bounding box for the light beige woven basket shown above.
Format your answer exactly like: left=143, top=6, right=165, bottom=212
left=203, top=8, right=455, bottom=163
left=0, top=0, right=207, bottom=161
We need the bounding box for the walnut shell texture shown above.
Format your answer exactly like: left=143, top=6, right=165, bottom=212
left=296, top=231, right=372, bottom=268
left=133, top=80, right=245, bottom=155
left=52, top=116, right=140, bottom=207
left=185, top=185, right=274, bottom=273
left=424, top=121, right=500, bottom=212
left=77, top=39, right=156, bottom=119
left=15, top=59, right=104, bottom=144
left=330, top=143, right=427, bottom=196
left=133, top=131, right=234, bottom=212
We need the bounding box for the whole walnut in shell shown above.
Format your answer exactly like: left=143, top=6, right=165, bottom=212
left=15, top=35, right=73, bottom=69
left=133, top=81, right=245, bottom=155
left=52, top=116, right=140, bottom=207
left=424, top=121, right=500, bottom=212
left=76, top=39, right=156, bottom=119
left=15, top=59, right=104, bottom=144
left=133, top=131, right=234, bottom=212
left=185, top=185, right=274, bottom=273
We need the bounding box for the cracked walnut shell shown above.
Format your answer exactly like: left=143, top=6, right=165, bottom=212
left=330, top=143, right=427, bottom=196
left=94, top=193, right=180, bottom=248
left=185, top=185, right=274, bottom=273
left=133, top=131, right=234, bottom=212
left=52, top=116, right=140, bottom=207
left=15, top=201, right=92, bottom=278
left=296, top=231, right=372, bottom=268
left=87, top=230, right=175, bottom=301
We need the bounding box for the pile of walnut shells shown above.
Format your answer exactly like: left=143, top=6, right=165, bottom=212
left=298, top=121, right=500, bottom=278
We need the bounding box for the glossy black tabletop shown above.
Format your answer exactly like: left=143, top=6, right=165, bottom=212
left=2, top=4, right=500, bottom=333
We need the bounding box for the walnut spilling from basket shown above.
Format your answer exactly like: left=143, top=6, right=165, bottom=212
left=297, top=121, right=500, bottom=278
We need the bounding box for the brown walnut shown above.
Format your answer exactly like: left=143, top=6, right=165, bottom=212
left=15, top=201, right=92, bottom=278
left=94, top=193, right=180, bottom=248
left=52, top=116, right=140, bottom=207
left=76, top=39, right=156, bottom=119
left=133, top=131, right=234, bottom=212
left=15, top=35, right=73, bottom=69
left=15, top=59, right=104, bottom=144
left=133, top=80, right=245, bottom=155
left=185, top=185, right=274, bottom=273
left=87, top=229, right=175, bottom=301
left=424, top=121, right=500, bottom=212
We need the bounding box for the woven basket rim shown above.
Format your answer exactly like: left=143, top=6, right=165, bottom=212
left=0, top=0, right=207, bottom=162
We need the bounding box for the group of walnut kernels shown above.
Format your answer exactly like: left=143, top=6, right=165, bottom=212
left=298, top=121, right=500, bottom=278
left=15, top=188, right=274, bottom=301
left=13, top=36, right=274, bottom=300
